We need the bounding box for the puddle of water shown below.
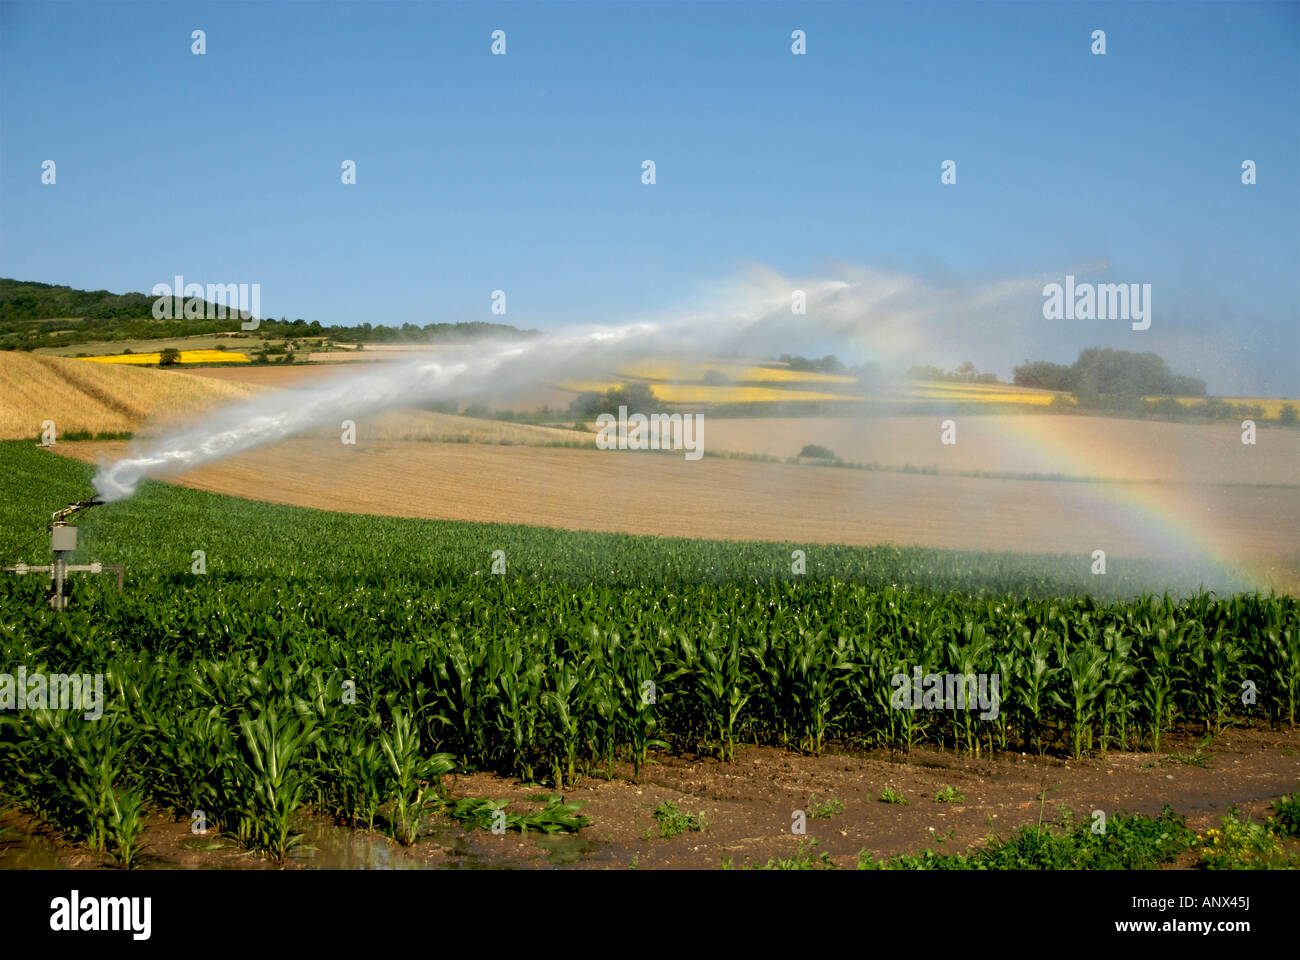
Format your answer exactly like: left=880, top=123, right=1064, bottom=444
left=533, top=833, right=602, bottom=866
left=289, top=817, right=440, bottom=870
left=0, top=811, right=608, bottom=871
left=179, top=835, right=234, bottom=853
left=288, top=816, right=533, bottom=870
left=0, top=824, right=73, bottom=869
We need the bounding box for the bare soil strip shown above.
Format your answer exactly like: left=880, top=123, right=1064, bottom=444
left=5, top=727, right=1296, bottom=870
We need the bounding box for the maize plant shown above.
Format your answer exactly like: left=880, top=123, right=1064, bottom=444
left=671, top=627, right=751, bottom=762
left=1204, top=630, right=1245, bottom=735
left=625, top=645, right=664, bottom=779
left=1099, top=628, right=1138, bottom=753
left=540, top=661, right=583, bottom=789
left=236, top=706, right=320, bottom=862
left=1138, top=623, right=1181, bottom=752
left=1266, top=627, right=1298, bottom=726
left=946, top=622, right=993, bottom=755
left=1052, top=641, right=1109, bottom=759
left=106, top=784, right=145, bottom=869
left=378, top=707, right=455, bottom=845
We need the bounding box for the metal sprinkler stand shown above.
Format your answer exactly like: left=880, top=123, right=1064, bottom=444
left=0, top=499, right=124, bottom=609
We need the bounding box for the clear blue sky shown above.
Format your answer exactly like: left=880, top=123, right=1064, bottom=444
left=2, top=1, right=1296, bottom=393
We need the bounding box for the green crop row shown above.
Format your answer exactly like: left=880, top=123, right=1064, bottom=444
left=3, top=567, right=1296, bottom=860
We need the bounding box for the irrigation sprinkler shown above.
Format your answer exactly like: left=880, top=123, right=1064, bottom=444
left=0, top=499, right=124, bottom=609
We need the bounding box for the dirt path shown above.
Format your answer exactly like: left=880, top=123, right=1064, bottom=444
left=5, top=726, right=1296, bottom=870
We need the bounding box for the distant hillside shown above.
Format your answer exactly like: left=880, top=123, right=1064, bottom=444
left=0, top=279, right=534, bottom=350
left=0, top=278, right=263, bottom=350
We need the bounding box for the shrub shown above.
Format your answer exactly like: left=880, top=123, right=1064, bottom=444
left=1268, top=792, right=1300, bottom=838
left=569, top=381, right=660, bottom=418
left=862, top=808, right=1193, bottom=870
left=798, top=444, right=837, bottom=460
left=1196, top=810, right=1292, bottom=870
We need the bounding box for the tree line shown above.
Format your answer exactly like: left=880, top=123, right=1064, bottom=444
left=1014, top=348, right=1207, bottom=398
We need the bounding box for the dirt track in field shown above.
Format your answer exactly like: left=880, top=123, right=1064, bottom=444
left=5, top=726, right=1297, bottom=870
left=58, top=439, right=1300, bottom=588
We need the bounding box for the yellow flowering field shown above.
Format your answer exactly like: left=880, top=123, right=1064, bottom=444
left=614, top=359, right=857, bottom=384
left=83, top=350, right=251, bottom=365
left=1155, top=396, right=1294, bottom=418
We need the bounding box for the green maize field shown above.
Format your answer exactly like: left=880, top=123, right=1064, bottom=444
left=0, top=441, right=1296, bottom=864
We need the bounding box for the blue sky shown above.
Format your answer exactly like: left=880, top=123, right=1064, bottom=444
left=1, top=1, right=1296, bottom=393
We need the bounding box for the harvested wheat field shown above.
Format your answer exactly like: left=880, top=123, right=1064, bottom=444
left=0, top=351, right=255, bottom=439
left=180, top=364, right=357, bottom=387
left=707, top=415, right=1300, bottom=486
left=59, top=438, right=1300, bottom=590
left=294, top=409, right=592, bottom=445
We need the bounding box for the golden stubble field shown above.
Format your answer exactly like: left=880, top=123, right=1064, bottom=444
left=182, top=363, right=578, bottom=410
left=182, top=365, right=1300, bottom=486
left=0, top=352, right=254, bottom=439
left=60, top=437, right=1300, bottom=590
left=705, top=415, right=1300, bottom=486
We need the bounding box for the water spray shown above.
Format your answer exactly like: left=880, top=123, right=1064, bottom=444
left=88, top=266, right=1039, bottom=502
